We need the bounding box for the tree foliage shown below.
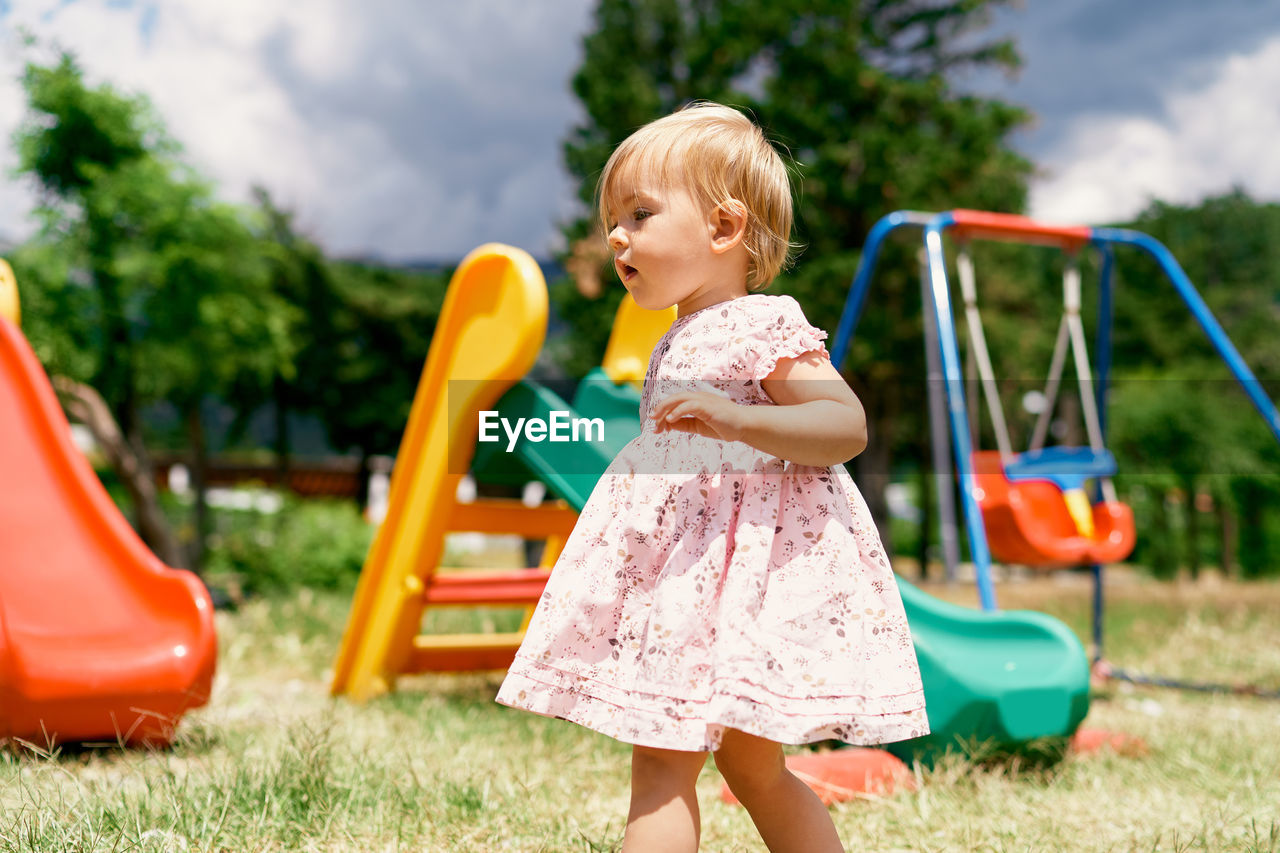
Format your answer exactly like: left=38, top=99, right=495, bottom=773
left=12, top=54, right=297, bottom=566
left=1105, top=191, right=1280, bottom=577
left=16, top=56, right=300, bottom=412
left=11, top=56, right=452, bottom=566
left=243, top=192, right=448, bottom=488
left=320, top=261, right=447, bottom=457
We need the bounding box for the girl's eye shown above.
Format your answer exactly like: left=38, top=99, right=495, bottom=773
left=633, top=209, right=652, bottom=221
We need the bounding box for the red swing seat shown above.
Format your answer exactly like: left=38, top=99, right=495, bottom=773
left=970, top=450, right=1136, bottom=568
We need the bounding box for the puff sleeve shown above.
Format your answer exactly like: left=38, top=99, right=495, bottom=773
left=748, top=295, right=831, bottom=382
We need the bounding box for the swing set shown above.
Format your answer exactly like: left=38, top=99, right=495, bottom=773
left=831, top=209, right=1280, bottom=674
left=955, top=235, right=1135, bottom=569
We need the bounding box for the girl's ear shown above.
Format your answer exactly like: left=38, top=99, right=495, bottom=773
left=709, top=199, right=749, bottom=254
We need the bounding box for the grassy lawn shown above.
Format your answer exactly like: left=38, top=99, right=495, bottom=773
left=3, top=572, right=1279, bottom=851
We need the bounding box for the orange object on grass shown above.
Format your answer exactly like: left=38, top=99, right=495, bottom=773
left=0, top=315, right=215, bottom=747
left=1071, top=728, right=1149, bottom=756
left=721, top=749, right=914, bottom=806
left=971, top=450, right=1136, bottom=567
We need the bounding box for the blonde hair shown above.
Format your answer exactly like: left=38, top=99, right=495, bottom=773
left=597, top=102, right=794, bottom=289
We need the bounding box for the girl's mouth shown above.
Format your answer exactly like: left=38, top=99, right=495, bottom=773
left=618, top=262, right=637, bottom=282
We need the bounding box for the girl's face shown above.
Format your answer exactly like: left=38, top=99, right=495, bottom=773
left=605, top=177, right=746, bottom=317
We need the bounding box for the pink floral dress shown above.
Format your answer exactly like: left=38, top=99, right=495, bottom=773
left=496, top=294, right=928, bottom=751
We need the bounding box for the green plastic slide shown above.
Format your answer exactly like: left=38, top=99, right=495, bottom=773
left=889, top=577, right=1090, bottom=760
left=472, top=371, right=1091, bottom=757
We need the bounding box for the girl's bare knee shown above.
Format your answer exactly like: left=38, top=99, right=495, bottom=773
left=631, top=745, right=706, bottom=791
left=713, top=732, right=787, bottom=800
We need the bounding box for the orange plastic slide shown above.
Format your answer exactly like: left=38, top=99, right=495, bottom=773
left=0, top=316, right=216, bottom=746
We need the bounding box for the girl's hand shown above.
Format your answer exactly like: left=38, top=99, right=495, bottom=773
left=650, top=391, right=747, bottom=442
left=648, top=352, right=869, bottom=466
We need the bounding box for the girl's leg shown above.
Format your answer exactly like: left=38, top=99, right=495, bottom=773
left=713, top=729, right=845, bottom=853
left=622, top=744, right=708, bottom=853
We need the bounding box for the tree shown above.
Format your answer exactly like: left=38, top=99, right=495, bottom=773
left=318, top=260, right=448, bottom=478
left=13, top=54, right=298, bottom=568
left=246, top=189, right=451, bottom=505
left=1111, top=190, right=1280, bottom=376
left=1106, top=191, right=1280, bottom=578
left=557, top=0, right=1032, bottom=554
left=234, top=188, right=336, bottom=489
left=12, top=55, right=181, bottom=564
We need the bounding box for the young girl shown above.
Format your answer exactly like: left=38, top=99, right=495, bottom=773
left=497, top=102, right=927, bottom=852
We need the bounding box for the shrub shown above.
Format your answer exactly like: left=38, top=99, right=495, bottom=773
left=205, top=495, right=373, bottom=595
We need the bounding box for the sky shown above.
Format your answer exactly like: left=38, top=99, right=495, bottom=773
left=1, top=0, right=1280, bottom=263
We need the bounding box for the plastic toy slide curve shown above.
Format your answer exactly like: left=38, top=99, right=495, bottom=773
left=330, top=244, right=548, bottom=701
left=888, top=576, right=1091, bottom=761
left=0, top=317, right=216, bottom=746
left=0, top=259, right=18, bottom=325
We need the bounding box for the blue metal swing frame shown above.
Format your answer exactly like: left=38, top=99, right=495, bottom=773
left=831, top=210, right=1280, bottom=626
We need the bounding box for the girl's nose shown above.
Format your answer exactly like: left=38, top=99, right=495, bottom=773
left=608, top=225, right=627, bottom=251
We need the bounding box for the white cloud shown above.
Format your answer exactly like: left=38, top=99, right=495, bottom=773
left=1030, top=34, right=1280, bottom=225
left=0, top=0, right=593, bottom=259
left=0, top=0, right=335, bottom=245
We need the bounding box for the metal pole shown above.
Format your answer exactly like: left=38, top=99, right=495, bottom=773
left=831, top=211, right=938, bottom=369
left=925, top=216, right=998, bottom=611
left=1090, top=245, right=1116, bottom=663
left=1094, top=228, right=1280, bottom=445
left=921, top=248, right=961, bottom=583
left=1094, top=246, right=1116, bottom=441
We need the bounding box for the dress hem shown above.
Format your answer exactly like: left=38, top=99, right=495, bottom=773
left=497, top=662, right=929, bottom=753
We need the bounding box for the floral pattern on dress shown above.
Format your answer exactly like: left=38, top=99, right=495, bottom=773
left=496, top=294, right=928, bottom=751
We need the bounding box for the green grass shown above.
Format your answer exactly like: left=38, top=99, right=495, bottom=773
left=3, top=576, right=1280, bottom=851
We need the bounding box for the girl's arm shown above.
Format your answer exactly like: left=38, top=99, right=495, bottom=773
left=649, top=350, right=868, bottom=466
